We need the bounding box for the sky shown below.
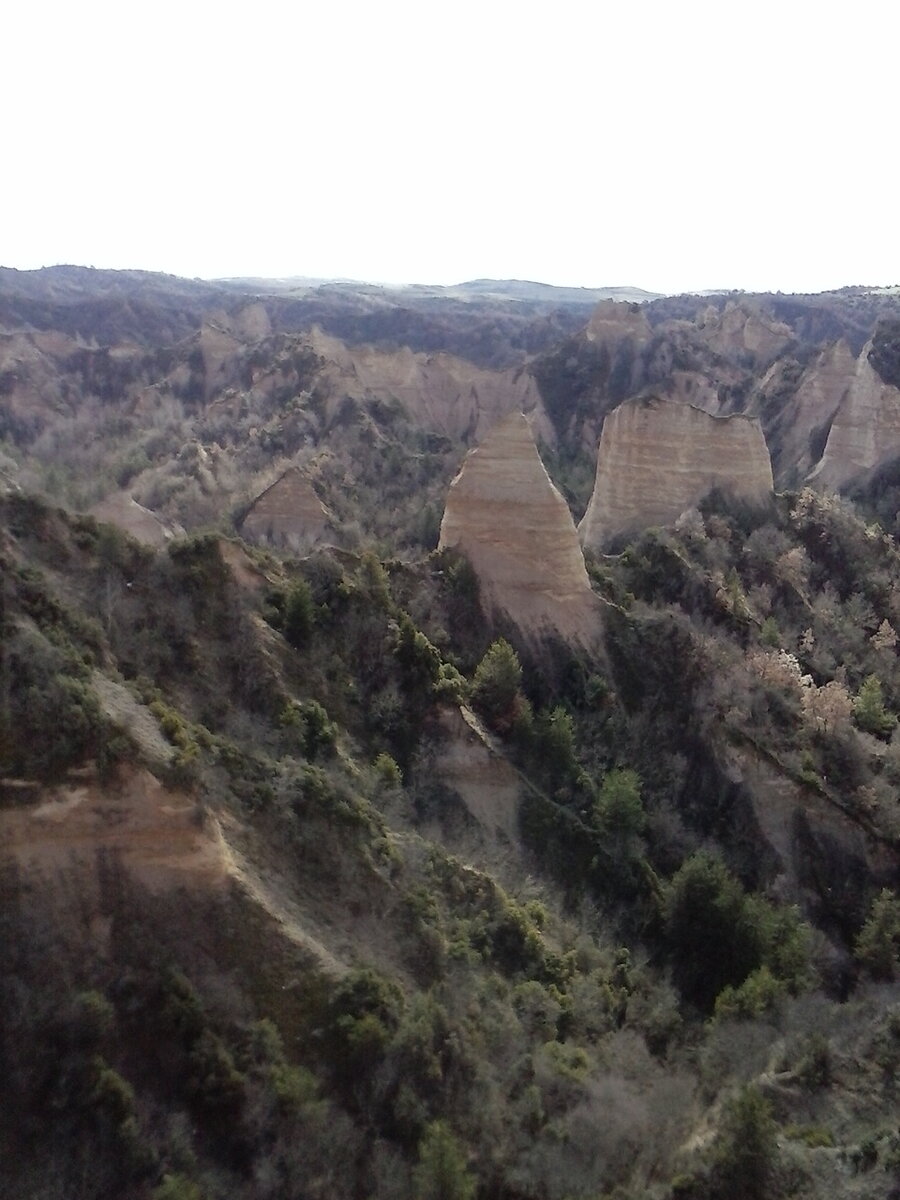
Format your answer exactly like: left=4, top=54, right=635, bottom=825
left=4, top=0, right=898, bottom=295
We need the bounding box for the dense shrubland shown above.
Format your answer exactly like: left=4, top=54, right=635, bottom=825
left=2, top=474, right=900, bottom=1200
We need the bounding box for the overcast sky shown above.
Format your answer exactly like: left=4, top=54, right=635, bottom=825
left=4, top=0, right=897, bottom=294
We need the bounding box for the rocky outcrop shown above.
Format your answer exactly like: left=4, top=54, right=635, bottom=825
left=585, top=299, right=652, bottom=349
left=579, top=397, right=774, bottom=550
left=240, top=466, right=331, bottom=551
left=90, top=494, right=184, bottom=547
left=0, top=764, right=230, bottom=894
left=699, top=301, right=793, bottom=364
left=427, top=706, right=522, bottom=841
left=307, top=327, right=554, bottom=445
left=438, top=413, right=599, bottom=642
left=808, top=340, right=900, bottom=490
left=756, top=340, right=856, bottom=485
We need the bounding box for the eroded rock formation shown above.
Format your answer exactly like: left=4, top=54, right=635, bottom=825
left=438, top=413, right=599, bottom=641
left=585, top=299, right=652, bottom=349
left=307, top=327, right=554, bottom=444
left=752, top=340, right=856, bottom=485
left=579, top=397, right=774, bottom=550
left=808, top=340, right=900, bottom=490
left=240, top=466, right=331, bottom=551
left=698, top=301, right=793, bottom=364
left=90, top=494, right=184, bottom=547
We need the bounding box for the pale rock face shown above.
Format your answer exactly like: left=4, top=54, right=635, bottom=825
left=199, top=319, right=243, bottom=400
left=667, top=370, right=722, bottom=415
left=438, top=413, right=599, bottom=641
left=307, top=327, right=555, bottom=445
left=579, top=397, right=774, bottom=550
left=700, top=301, right=793, bottom=364
left=585, top=299, right=651, bottom=348
left=231, top=302, right=272, bottom=342
left=768, top=340, right=856, bottom=483
left=240, top=467, right=331, bottom=551
left=809, top=340, right=900, bottom=490
left=90, top=494, right=184, bottom=547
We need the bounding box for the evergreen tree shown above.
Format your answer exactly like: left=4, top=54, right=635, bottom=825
left=413, top=1122, right=475, bottom=1200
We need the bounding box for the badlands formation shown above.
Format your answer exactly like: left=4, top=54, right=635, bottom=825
left=240, top=466, right=331, bottom=551
left=306, top=327, right=554, bottom=444
left=438, top=413, right=599, bottom=642
left=809, top=339, right=900, bottom=490
left=579, top=396, right=774, bottom=550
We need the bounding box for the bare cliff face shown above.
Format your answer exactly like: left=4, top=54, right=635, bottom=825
left=89, top=494, right=185, bottom=547
left=307, top=327, right=554, bottom=445
left=579, top=397, right=774, bottom=550
left=698, top=300, right=793, bottom=365
left=750, top=340, right=857, bottom=485
left=240, top=466, right=331, bottom=551
left=438, top=413, right=599, bottom=642
left=808, top=340, right=900, bottom=490
left=584, top=299, right=652, bottom=349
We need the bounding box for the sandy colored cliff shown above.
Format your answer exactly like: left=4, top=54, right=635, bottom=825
left=809, top=340, right=900, bottom=490
left=90, top=493, right=184, bottom=547
left=240, top=466, right=331, bottom=551
left=585, top=299, right=652, bottom=348
left=438, top=413, right=599, bottom=642
left=579, top=396, right=774, bottom=550
left=307, top=327, right=554, bottom=445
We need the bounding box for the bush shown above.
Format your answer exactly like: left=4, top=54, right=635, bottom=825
left=663, top=853, right=811, bottom=1013
left=663, top=853, right=766, bottom=1013
left=710, top=1086, right=777, bottom=1200
left=854, top=675, right=896, bottom=738
left=714, top=966, right=784, bottom=1022
left=413, top=1121, right=475, bottom=1200
left=283, top=578, right=315, bottom=649
left=470, top=639, right=523, bottom=727
left=856, top=888, right=900, bottom=980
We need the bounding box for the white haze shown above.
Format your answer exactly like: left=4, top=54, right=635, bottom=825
left=4, top=0, right=898, bottom=295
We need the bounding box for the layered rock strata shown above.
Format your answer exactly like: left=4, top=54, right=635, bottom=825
left=699, top=301, right=793, bottom=364
left=90, top=494, right=184, bottom=547
left=584, top=299, right=652, bottom=348
left=579, top=397, right=774, bottom=550
left=307, top=327, right=554, bottom=445
left=240, top=467, right=331, bottom=551
left=753, top=340, right=856, bottom=485
left=438, top=413, right=598, bottom=641
left=808, top=340, right=900, bottom=490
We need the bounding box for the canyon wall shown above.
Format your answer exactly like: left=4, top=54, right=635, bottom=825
left=438, top=413, right=599, bottom=642
left=579, top=397, right=774, bottom=550
left=240, top=466, right=331, bottom=551
left=809, top=341, right=900, bottom=490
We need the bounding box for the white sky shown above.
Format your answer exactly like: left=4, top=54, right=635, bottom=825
left=3, top=0, right=898, bottom=294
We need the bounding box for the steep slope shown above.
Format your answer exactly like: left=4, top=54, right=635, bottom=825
left=809, top=339, right=900, bottom=490
left=579, top=397, right=774, bottom=550
left=239, top=466, right=332, bottom=551
left=307, top=326, right=554, bottom=445
left=438, top=413, right=600, bottom=643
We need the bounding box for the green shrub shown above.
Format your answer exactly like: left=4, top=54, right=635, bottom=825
left=373, top=751, right=403, bottom=788
left=856, top=888, right=900, bottom=980
left=854, top=675, right=896, bottom=738
left=784, top=1123, right=834, bottom=1148
left=153, top=1174, right=208, bottom=1200
left=284, top=578, right=315, bottom=648
left=413, top=1121, right=475, bottom=1200
left=470, top=639, right=523, bottom=727
left=663, top=853, right=810, bottom=1013
left=710, top=1086, right=776, bottom=1200
left=714, top=966, right=784, bottom=1022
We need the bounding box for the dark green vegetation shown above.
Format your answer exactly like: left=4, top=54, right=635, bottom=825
left=2, top=478, right=899, bottom=1200
left=2, top=270, right=900, bottom=1199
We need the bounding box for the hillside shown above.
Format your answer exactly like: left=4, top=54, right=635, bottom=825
left=2, top=269, right=900, bottom=1200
